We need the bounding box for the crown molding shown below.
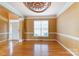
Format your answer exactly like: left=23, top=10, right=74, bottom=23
left=0, top=3, right=23, bottom=17
left=57, top=2, right=74, bottom=17
left=25, top=15, right=57, bottom=19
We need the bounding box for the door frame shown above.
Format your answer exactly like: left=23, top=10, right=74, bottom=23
left=9, top=20, right=20, bottom=40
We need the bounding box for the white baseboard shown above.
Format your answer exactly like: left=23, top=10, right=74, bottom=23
left=56, top=40, right=76, bottom=56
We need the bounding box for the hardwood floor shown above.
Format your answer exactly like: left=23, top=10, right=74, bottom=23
left=0, top=40, right=72, bottom=56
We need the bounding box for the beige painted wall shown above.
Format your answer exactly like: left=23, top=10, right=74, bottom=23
left=0, top=6, right=9, bottom=19
left=57, top=3, right=79, bottom=55
left=22, top=17, right=57, bottom=41
left=0, top=6, right=9, bottom=41
left=0, top=5, right=20, bottom=41
left=0, top=20, right=8, bottom=41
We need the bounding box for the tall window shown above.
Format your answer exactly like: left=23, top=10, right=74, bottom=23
left=34, top=20, right=48, bottom=37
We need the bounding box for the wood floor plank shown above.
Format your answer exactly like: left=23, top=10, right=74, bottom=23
left=0, top=40, right=72, bottom=56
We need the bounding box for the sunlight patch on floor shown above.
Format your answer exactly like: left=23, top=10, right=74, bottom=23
left=34, top=44, right=48, bottom=56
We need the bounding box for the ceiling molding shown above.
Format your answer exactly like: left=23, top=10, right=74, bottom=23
left=57, top=2, right=74, bottom=17
left=0, top=3, right=23, bottom=17
left=26, top=16, right=57, bottom=19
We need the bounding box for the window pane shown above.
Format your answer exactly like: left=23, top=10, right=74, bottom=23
left=42, top=29, right=48, bottom=36
left=34, top=29, right=41, bottom=36
left=34, top=20, right=48, bottom=37
left=42, top=21, right=48, bottom=28
left=41, top=20, right=48, bottom=36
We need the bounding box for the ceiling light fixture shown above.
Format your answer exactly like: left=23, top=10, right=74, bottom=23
left=24, top=2, right=51, bottom=13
